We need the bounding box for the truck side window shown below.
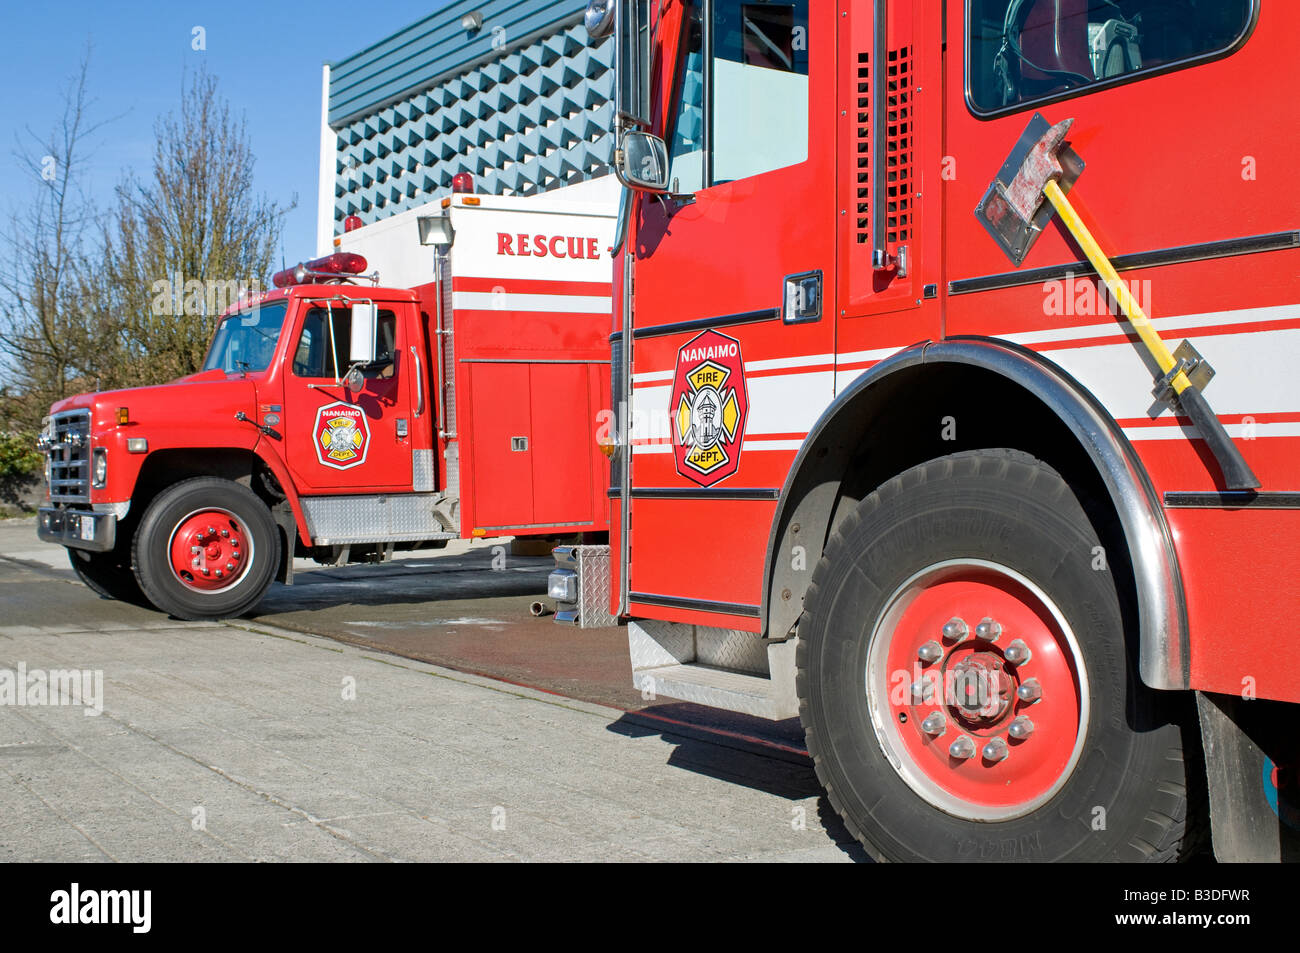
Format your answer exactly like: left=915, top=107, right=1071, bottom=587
left=666, top=0, right=810, bottom=191
left=667, top=2, right=706, bottom=193
left=292, top=308, right=399, bottom=380
left=711, top=1, right=809, bottom=183
left=969, top=0, right=1255, bottom=114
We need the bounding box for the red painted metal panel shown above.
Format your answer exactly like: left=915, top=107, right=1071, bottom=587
left=280, top=296, right=418, bottom=494
left=529, top=363, right=595, bottom=527
left=1170, top=508, right=1300, bottom=704
left=466, top=362, right=534, bottom=528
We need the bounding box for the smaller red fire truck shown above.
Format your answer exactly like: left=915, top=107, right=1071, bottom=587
left=36, top=182, right=616, bottom=620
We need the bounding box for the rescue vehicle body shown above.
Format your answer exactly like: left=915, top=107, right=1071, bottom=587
left=37, top=186, right=615, bottom=621
left=588, top=0, right=1300, bottom=861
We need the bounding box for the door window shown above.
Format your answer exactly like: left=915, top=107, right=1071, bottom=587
left=666, top=0, right=810, bottom=191
left=292, top=307, right=398, bottom=380
left=968, top=0, right=1255, bottom=114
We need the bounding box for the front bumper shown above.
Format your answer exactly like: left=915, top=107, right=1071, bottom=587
left=37, top=507, right=116, bottom=553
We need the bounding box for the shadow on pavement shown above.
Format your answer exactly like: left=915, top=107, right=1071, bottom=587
left=607, top=706, right=869, bottom=861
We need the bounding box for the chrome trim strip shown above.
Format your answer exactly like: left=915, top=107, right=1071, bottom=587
left=948, top=231, right=1300, bottom=296
left=630, top=308, right=779, bottom=340
left=625, top=487, right=781, bottom=500
left=629, top=592, right=762, bottom=618
left=618, top=247, right=634, bottom=616
left=1164, top=491, right=1300, bottom=510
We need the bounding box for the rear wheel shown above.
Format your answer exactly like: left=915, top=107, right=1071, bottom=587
left=68, top=546, right=145, bottom=605
left=797, top=449, right=1194, bottom=861
left=133, top=477, right=279, bottom=620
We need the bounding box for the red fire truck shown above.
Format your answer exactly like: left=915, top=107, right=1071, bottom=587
left=585, top=0, right=1300, bottom=861
left=37, top=184, right=615, bottom=621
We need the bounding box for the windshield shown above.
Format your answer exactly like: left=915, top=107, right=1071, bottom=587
left=202, top=302, right=289, bottom=374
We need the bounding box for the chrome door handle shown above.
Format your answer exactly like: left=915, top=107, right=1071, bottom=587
left=410, top=346, right=425, bottom=416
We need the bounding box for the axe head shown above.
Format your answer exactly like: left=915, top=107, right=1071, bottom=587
left=975, top=112, right=1086, bottom=266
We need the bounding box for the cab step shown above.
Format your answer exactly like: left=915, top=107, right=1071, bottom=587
left=628, top=620, right=798, bottom=720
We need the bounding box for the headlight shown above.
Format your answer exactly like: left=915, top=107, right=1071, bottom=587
left=92, top=448, right=107, bottom=489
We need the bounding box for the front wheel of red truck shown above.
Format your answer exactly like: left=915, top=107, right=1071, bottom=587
left=797, top=449, right=1198, bottom=862
left=133, top=477, right=279, bottom=621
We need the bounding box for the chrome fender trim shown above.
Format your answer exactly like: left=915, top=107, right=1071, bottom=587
left=763, top=337, right=1188, bottom=691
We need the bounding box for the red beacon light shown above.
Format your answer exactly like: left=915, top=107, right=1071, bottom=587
left=343, top=214, right=363, bottom=233
left=451, top=172, right=475, bottom=194
left=271, top=252, right=369, bottom=288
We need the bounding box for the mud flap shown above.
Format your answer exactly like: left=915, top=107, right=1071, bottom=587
left=1196, top=691, right=1300, bottom=862
left=272, top=505, right=297, bottom=586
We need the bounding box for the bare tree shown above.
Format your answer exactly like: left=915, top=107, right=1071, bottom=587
left=0, top=52, right=113, bottom=433
left=101, top=68, right=293, bottom=386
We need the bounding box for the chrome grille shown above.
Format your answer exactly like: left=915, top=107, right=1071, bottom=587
left=48, top=410, right=91, bottom=503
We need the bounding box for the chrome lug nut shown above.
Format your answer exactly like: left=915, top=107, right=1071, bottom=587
left=982, top=737, right=1009, bottom=763
left=1017, top=678, right=1042, bottom=704
left=921, top=711, right=947, bottom=736
left=225, top=562, right=235, bottom=573
left=911, top=679, right=933, bottom=703
left=941, top=617, right=969, bottom=643
left=917, top=641, right=944, bottom=664
left=1009, top=715, right=1035, bottom=739
left=206, top=526, right=216, bottom=536
left=949, top=735, right=976, bottom=760
left=215, top=569, right=224, bottom=578
left=221, top=529, right=230, bottom=538
left=975, top=617, right=1002, bottom=642
left=1003, top=638, right=1032, bottom=665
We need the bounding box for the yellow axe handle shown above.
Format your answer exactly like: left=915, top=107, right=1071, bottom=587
left=1042, top=179, right=1192, bottom=395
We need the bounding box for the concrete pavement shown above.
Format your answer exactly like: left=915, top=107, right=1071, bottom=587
left=0, top=519, right=861, bottom=861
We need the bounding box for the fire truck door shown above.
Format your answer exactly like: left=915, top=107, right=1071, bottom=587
left=626, top=0, right=837, bottom=621
left=282, top=301, right=417, bottom=493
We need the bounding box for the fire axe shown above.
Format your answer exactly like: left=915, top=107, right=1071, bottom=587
left=975, top=113, right=1260, bottom=491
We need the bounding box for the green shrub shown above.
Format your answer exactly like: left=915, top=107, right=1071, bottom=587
left=0, top=433, right=42, bottom=482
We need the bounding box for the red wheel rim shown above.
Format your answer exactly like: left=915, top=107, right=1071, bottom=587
left=866, top=560, right=1088, bottom=821
left=167, top=508, right=254, bottom=594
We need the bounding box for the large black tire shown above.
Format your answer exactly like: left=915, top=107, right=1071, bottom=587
left=68, top=546, right=146, bottom=605
left=132, top=477, right=279, bottom=621
left=797, top=449, right=1195, bottom=862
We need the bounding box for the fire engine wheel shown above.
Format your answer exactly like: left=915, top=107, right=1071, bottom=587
left=797, top=449, right=1195, bottom=862
left=68, top=546, right=145, bottom=605
left=132, top=477, right=278, bottom=621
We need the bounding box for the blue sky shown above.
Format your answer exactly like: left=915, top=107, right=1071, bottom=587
left=0, top=1, right=450, bottom=265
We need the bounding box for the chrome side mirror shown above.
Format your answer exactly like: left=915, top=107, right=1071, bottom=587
left=616, top=130, right=670, bottom=193
left=344, top=365, right=366, bottom=394
left=584, top=0, right=615, bottom=40
left=349, top=302, right=378, bottom=364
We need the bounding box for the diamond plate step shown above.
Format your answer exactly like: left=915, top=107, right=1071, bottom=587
left=628, top=621, right=799, bottom=720
left=634, top=664, right=792, bottom=720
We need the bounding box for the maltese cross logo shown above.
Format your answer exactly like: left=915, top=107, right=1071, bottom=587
left=670, top=330, right=748, bottom=486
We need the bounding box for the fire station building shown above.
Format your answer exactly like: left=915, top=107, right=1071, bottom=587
left=315, top=0, right=619, bottom=254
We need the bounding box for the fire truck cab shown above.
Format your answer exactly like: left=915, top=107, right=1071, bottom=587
left=38, top=184, right=616, bottom=622
left=589, top=0, right=1299, bottom=861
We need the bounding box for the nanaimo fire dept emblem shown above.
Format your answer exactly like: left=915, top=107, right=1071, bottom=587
left=314, top=402, right=370, bottom=469
left=671, top=330, right=748, bottom=486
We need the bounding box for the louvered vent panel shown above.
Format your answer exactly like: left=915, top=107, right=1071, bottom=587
left=854, top=51, right=871, bottom=244
left=885, top=45, right=913, bottom=246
